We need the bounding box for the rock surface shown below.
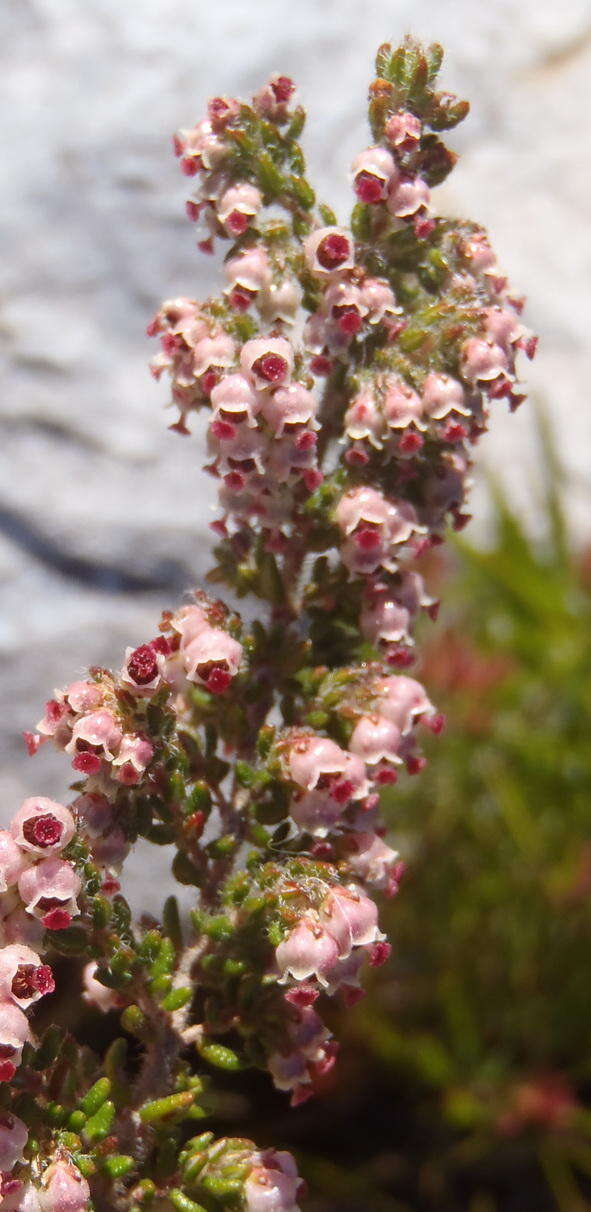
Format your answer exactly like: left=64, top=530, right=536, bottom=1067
left=2, top=0, right=590, bottom=908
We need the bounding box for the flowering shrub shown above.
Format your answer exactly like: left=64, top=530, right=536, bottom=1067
left=2, top=38, right=535, bottom=1211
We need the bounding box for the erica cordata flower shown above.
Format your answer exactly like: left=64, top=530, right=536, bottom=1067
left=11, top=37, right=536, bottom=1209
left=10, top=799, right=75, bottom=857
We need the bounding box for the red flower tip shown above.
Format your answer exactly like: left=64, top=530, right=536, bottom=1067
left=72, top=751, right=102, bottom=775
left=42, top=908, right=72, bottom=931
left=206, top=666, right=232, bottom=695
left=127, top=644, right=159, bottom=686
left=271, top=76, right=294, bottom=103
left=354, top=171, right=385, bottom=204
left=252, top=353, right=288, bottom=383
left=22, top=814, right=63, bottom=849
left=316, top=233, right=350, bottom=270
left=23, top=731, right=41, bottom=756
left=370, top=941, right=392, bottom=968
left=398, top=431, right=424, bottom=454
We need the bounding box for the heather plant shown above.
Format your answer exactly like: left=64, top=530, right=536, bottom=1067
left=1, top=38, right=536, bottom=1212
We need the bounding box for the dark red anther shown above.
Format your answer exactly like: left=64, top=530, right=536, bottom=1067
left=252, top=353, right=288, bottom=384
left=316, top=233, right=350, bottom=270
left=127, top=644, right=159, bottom=686
left=22, top=813, right=63, bottom=849
left=370, top=941, right=392, bottom=967
left=271, top=76, right=294, bottom=103
left=72, top=752, right=101, bottom=775
left=354, top=171, right=385, bottom=204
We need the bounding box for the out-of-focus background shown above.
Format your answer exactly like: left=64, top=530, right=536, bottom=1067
left=3, top=2, right=591, bottom=1208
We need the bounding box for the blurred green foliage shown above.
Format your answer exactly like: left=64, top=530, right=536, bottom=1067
left=286, top=414, right=591, bottom=1211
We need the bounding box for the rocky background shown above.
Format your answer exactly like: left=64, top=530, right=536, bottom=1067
left=2, top=0, right=590, bottom=907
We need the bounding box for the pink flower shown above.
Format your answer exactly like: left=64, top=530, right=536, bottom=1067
left=192, top=332, right=236, bottom=382
left=64, top=681, right=103, bottom=714
left=0, top=1111, right=28, bottom=1172
left=319, top=884, right=384, bottom=954
left=240, top=337, right=293, bottom=389
left=385, top=110, right=422, bottom=151
left=10, top=798, right=75, bottom=857
left=286, top=735, right=366, bottom=797
left=176, top=118, right=228, bottom=173
left=387, top=174, right=430, bottom=218
left=207, top=95, right=240, bottom=130
left=170, top=604, right=209, bottom=649
left=211, top=374, right=262, bottom=428
left=2, top=907, right=44, bottom=948
left=360, top=277, right=399, bottom=324
left=66, top=710, right=122, bottom=763
left=422, top=372, right=470, bottom=421
left=347, top=831, right=402, bottom=892
left=276, top=915, right=340, bottom=986
left=335, top=486, right=392, bottom=535
left=253, top=74, right=296, bottom=120
left=0, top=1002, right=31, bottom=1083
left=260, top=278, right=302, bottom=325
left=225, top=246, right=272, bottom=295
left=18, top=858, right=81, bottom=930
left=0, top=945, right=55, bottom=1009
left=38, top=1160, right=90, bottom=1212
left=112, top=734, right=154, bottom=785
left=322, top=948, right=365, bottom=999
left=1, top=1182, right=42, bottom=1212
left=349, top=714, right=403, bottom=767
left=336, top=488, right=424, bottom=576
left=217, top=183, right=262, bottom=235
left=382, top=375, right=425, bottom=430
left=463, top=231, right=497, bottom=273
left=288, top=789, right=347, bottom=836
left=344, top=388, right=384, bottom=448
left=268, top=1005, right=332, bottom=1096
left=375, top=675, right=435, bottom=733
left=323, top=280, right=366, bottom=338
left=261, top=384, right=317, bottom=435
left=0, top=833, right=30, bottom=893
left=460, top=337, right=509, bottom=384
left=120, top=644, right=165, bottom=696
left=484, top=305, right=523, bottom=349
left=210, top=422, right=268, bottom=475
left=244, top=1150, right=301, bottom=1212
left=36, top=697, right=70, bottom=741
left=352, top=146, right=398, bottom=203
left=304, top=227, right=354, bottom=277
left=360, top=587, right=410, bottom=646
left=182, top=627, right=243, bottom=693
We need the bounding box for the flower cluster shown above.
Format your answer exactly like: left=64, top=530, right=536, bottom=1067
left=2, top=38, right=535, bottom=1212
